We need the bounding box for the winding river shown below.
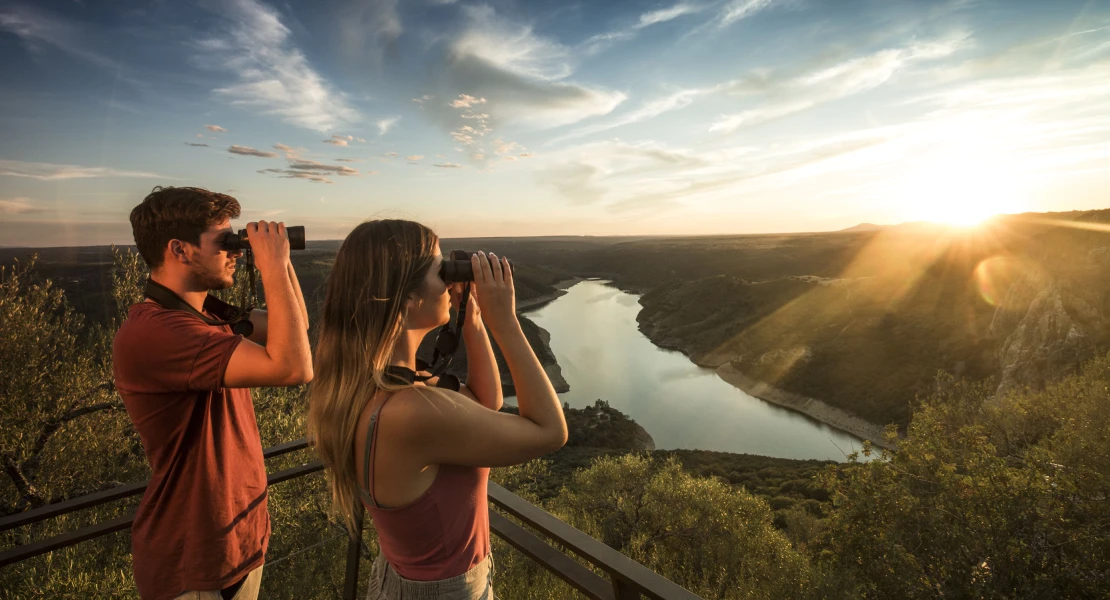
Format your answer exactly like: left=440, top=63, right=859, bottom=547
left=522, top=280, right=867, bottom=462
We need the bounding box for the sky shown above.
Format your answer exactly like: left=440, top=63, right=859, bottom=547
left=1, top=0, right=1108, bottom=246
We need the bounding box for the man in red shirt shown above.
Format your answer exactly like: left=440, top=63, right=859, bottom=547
left=113, top=186, right=313, bottom=600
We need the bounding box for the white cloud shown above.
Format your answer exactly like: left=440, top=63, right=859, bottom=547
left=323, top=135, right=349, bottom=146
left=453, top=6, right=571, bottom=81
left=287, top=160, right=359, bottom=175
left=229, top=145, right=279, bottom=157
left=0, top=4, right=117, bottom=69
left=406, top=155, right=423, bottom=161
left=205, top=124, right=228, bottom=132
left=258, top=169, right=334, bottom=184
left=532, top=49, right=1110, bottom=223
left=435, top=162, right=464, bottom=168
left=0, top=160, right=164, bottom=180
left=710, top=36, right=967, bottom=133
left=377, top=116, right=400, bottom=135
left=537, top=140, right=708, bottom=207
left=201, top=0, right=359, bottom=131
left=258, top=156, right=361, bottom=183
left=637, top=3, right=698, bottom=29
left=493, top=139, right=524, bottom=155
left=451, top=94, right=487, bottom=108
left=273, top=143, right=300, bottom=158
left=718, top=0, right=776, bottom=28
left=442, top=6, right=626, bottom=128
left=579, top=31, right=636, bottom=56
left=552, top=87, right=711, bottom=144
left=0, top=198, right=43, bottom=214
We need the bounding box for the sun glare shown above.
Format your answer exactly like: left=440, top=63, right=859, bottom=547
left=897, top=136, right=1028, bottom=227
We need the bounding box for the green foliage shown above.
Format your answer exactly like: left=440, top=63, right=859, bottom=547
left=1, top=252, right=146, bottom=597
left=548, top=454, right=817, bottom=600
left=818, top=367, right=1110, bottom=599
left=1, top=255, right=139, bottom=514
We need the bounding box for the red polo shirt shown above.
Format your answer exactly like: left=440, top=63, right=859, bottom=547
left=113, top=301, right=269, bottom=600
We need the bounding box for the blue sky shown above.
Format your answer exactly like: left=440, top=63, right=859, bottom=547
left=1, top=0, right=1108, bottom=246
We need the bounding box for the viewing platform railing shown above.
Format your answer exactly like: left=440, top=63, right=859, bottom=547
left=0, top=438, right=703, bottom=600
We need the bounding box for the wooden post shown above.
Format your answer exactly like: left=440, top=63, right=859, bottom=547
left=343, top=508, right=364, bottom=600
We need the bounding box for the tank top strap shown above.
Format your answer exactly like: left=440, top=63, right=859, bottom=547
left=360, top=396, right=393, bottom=509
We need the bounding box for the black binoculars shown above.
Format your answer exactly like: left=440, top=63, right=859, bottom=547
left=439, top=250, right=514, bottom=283
left=219, top=226, right=306, bottom=252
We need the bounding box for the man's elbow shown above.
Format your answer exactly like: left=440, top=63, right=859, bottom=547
left=283, top=362, right=314, bottom=386
left=294, top=363, right=314, bottom=385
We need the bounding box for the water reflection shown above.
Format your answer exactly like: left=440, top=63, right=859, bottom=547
left=523, top=280, right=868, bottom=461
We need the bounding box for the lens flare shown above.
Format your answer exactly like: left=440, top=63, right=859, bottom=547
left=974, top=256, right=1022, bottom=307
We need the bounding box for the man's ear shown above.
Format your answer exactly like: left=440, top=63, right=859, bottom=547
left=168, top=239, right=190, bottom=265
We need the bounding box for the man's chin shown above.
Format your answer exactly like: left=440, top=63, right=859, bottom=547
left=203, top=276, right=235, bottom=291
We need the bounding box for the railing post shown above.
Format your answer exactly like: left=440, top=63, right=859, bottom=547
left=343, top=508, right=364, bottom=600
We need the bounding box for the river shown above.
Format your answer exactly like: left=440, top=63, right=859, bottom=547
left=521, top=280, right=868, bottom=462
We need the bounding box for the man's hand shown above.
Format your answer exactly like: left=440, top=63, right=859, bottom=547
left=245, top=221, right=290, bottom=276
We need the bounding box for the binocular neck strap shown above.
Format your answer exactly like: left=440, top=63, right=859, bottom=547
left=143, top=279, right=254, bottom=336
left=423, top=282, right=471, bottom=377
left=382, top=282, right=472, bottom=392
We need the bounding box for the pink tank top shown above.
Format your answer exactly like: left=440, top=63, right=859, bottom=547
left=359, top=395, right=491, bottom=581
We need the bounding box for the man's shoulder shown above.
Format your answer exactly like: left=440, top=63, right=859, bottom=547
left=115, top=302, right=212, bottom=344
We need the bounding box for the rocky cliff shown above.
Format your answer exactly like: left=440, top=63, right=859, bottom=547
left=990, top=265, right=1109, bottom=397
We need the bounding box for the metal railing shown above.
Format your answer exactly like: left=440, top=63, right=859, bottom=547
left=0, top=438, right=701, bottom=600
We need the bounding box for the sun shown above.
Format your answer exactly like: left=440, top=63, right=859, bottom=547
left=897, top=137, right=1028, bottom=227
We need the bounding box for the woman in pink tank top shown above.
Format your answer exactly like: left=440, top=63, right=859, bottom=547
left=308, top=220, right=568, bottom=599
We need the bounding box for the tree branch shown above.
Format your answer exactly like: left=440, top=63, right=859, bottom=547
left=19, top=383, right=122, bottom=489
left=28, top=385, right=120, bottom=462
left=3, top=453, right=44, bottom=511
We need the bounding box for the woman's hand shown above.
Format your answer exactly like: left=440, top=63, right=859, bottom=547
left=450, top=282, right=483, bottom=331
left=470, top=251, right=517, bottom=334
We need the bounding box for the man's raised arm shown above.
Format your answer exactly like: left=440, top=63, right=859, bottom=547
left=245, top=259, right=311, bottom=346
left=224, top=221, right=313, bottom=388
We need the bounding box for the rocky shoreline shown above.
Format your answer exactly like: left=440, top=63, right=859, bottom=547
left=716, top=363, right=895, bottom=451
left=517, top=277, right=581, bottom=312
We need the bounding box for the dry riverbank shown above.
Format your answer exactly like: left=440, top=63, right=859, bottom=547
left=716, top=363, right=896, bottom=451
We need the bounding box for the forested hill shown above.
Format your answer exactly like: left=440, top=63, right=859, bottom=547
left=632, top=211, right=1110, bottom=426
left=418, top=211, right=1110, bottom=428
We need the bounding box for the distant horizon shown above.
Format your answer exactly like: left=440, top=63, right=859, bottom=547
left=5, top=206, right=1110, bottom=250
left=3, top=0, right=1109, bottom=245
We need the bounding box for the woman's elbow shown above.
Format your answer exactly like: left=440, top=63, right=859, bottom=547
left=546, top=427, right=568, bottom=453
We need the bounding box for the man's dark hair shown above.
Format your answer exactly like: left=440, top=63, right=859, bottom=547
left=130, top=186, right=241, bottom=268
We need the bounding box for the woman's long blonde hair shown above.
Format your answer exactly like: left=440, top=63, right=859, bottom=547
left=308, top=219, right=439, bottom=534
